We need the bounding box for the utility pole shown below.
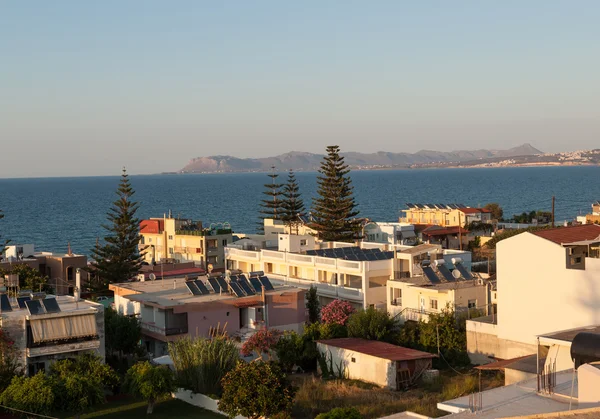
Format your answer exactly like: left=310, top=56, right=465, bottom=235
left=436, top=323, right=440, bottom=356
left=551, top=196, right=555, bottom=228
left=458, top=211, right=463, bottom=251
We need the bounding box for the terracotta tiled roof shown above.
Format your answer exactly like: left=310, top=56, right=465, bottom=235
left=316, top=338, right=436, bottom=362
left=531, top=224, right=600, bottom=245
left=458, top=207, right=487, bottom=214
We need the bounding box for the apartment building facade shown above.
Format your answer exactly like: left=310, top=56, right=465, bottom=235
left=0, top=295, right=105, bottom=376
left=139, top=216, right=233, bottom=271
left=110, top=277, right=306, bottom=357
left=400, top=203, right=492, bottom=227
left=467, top=224, right=600, bottom=365
left=226, top=235, right=393, bottom=309
left=387, top=244, right=484, bottom=322
left=363, top=222, right=417, bottom=246
left=0, top=244, right=89, bottom=295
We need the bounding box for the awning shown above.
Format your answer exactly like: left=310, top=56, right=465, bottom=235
left=30, top=314, right=98, bottom=343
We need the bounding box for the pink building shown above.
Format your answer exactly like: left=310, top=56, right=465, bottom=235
left=109, top=277, right=306, bottom=356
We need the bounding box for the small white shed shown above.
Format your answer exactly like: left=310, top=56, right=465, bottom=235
left=316, top=338, right=435, bottom=390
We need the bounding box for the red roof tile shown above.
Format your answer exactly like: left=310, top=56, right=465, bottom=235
left=316, top=338, right=436, bottom=362
left=458, top=207, right=486, bottom=214
left=531, top=224, right=600, bottom=245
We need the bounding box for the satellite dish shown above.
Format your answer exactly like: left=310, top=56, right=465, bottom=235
left=452, top=269, right=461, bottom=279
left=149, top=273, right=156, bottom=281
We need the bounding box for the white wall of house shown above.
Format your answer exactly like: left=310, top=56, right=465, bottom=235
left=114, top=294, right=141, bottom=316
left=497, top=233, right=600, bottom=346
left=277, top=234, right=315, bottom=253
left=316, top=343, right=396, bottom=389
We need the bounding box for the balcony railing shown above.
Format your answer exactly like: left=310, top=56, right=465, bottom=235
left=141, top=322, right=188, bottom=336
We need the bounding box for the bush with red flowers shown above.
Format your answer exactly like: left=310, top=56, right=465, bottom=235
left=321, top=299, right=355, bottom=326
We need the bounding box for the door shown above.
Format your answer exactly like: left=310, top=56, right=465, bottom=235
left=420, top=297, right=425, bottom=312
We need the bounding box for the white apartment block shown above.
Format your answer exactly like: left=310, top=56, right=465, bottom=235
left=226, top=234, right=472, bottom=310
left=467, top=224, right=600, bottom=368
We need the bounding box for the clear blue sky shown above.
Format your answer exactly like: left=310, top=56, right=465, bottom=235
left=1, top=1, right=599, bottom=177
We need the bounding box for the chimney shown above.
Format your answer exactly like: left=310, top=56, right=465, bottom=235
left=75, top=268, right=81, bottom=302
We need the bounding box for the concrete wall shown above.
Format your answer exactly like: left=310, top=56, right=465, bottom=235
left=185, top=304, right=240, bottom=337
left=466, top=318, right=537, bottom=364
left=497, top=233, right=600, bottom=346
left=173, top=389, right=246, bottom=419
left=317, top=342, right=396, bottom=389
left=578, top=364, right=600, bottom=407
left=505, top=368, right=536, bottom=385
left=267, top=291, right=306, bottom=329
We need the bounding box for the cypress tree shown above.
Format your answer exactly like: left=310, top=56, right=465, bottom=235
left=257, top=166, right=284, bottom=233
left=310, top=146, right=362, bottom=242
left=90, top=169, right=144, bottom=289
left=281, top=170, right=305, bottom=235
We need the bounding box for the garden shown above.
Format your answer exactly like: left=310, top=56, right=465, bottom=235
left=0, top=288, right=503, bottom=419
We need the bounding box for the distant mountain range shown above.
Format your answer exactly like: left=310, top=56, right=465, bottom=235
left=177, top=143, right=545, bottom=173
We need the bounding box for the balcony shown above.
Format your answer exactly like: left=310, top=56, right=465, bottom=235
left=141, top=322, right=188, bottom=336
left=27, top=339, right=100, bottom=357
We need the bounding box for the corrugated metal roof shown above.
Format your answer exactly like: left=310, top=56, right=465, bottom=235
left=316, top=338, right=436, bottom=361
left=531, top=224, right=600, bottom=245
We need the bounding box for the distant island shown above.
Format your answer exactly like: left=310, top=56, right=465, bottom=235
left=174, top=144, right=600, bottom=174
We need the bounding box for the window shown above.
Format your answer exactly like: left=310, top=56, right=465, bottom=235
left=300, top=239, right=307, bottom=246
left=351, top=357, right=356, bottom=363
left=280, top=237, right=284, bottom=240
left=169, top=247, right=174, bottom=254
left=573, top=257, right=582, bottom=264
left=468, top=299, right=477, bottom=309
left=148, top=238, right=152, bottom=243
left=226, top=312, right=230, bottom=317
left=222, top=239, right=227, bottom=246
left=168, top=235, right=173, bottom=240
left=430, top=299, right=438, bottom=310
left=140, top=236, right=145, bottom=244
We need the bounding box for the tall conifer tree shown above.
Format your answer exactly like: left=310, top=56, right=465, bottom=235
left=310, top=146, right=361, bottom=242
left=281, top=170, right=305, bottom=235
left=90, top=169, right=144, bottom=289
left=257, top=166, right=283, bottom=232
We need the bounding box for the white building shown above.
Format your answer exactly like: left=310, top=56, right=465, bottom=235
left=363, top=222, right=417, bottom=246
left=316, top=338, right=435, bottom=390
left=467, top=224, right=600, bottom=366
left=0, top=294, right=105, bottom=376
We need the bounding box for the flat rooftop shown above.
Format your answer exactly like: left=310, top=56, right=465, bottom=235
left=539, top=325, right=600, bottom=344
left=439, top=370, right=584, bottom=418
left=0, top=295, right=100, bottom=319
left=390, top=277, right=482, bottom=290
left=111, top=277, right=302, bottom=309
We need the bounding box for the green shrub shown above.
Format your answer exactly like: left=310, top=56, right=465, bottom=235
left=347, top=307, right=400, bottom=342
left=168, top=334, right=239, bottom=396
left=316, top=407, right=363, bottom=419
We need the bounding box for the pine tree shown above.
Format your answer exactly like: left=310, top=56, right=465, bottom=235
left=310, top=146, right=362, bottom=242
left=281, top=170, right=305, bottom=235
left=0, top=210, right=8, bottom=255
left=90, top=169, right=144, bottom=289
left=257, top=166, right=284, bottom=233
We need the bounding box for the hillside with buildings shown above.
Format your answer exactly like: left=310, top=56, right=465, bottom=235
left=178, top=143, right=544, bottom=173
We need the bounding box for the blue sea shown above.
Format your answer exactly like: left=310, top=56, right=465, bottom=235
left=0, top=166, right=598, bottom=255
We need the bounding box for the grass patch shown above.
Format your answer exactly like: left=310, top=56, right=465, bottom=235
left=291, top=371, right=504, bottom=419
left=62, top=398, right=224, bottom=419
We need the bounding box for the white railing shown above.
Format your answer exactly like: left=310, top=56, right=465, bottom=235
left=287, top=253, right=314, bottom=263
left=269, top=274, right=364, bottom=302
left=225, top=248, right=260, bottom=260
left=261, top=250, right=285, bottom=260
left=315, top=257, right=336, bottom=267
left=337, top=260, right=362, bottom=271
